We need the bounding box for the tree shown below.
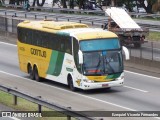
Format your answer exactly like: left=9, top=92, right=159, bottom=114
left=32, top=0, right=46, bottom=7
left=77, top=0, right=86, bottom=9
left=117, top=0, right=134, bottom=11
left=69, top=0, right=74, bottom=9
left=37, top=0, right=46, bottom=6
left=0, top=0, right=5, bottom=5
left=9, top=0, right=15, bottom=4
left=138, top=0, right=157, bottom=13
left=61, top=0, right=67, bottom=8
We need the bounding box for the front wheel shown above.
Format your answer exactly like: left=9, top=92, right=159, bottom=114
left=68, top=77, right=76, bottom=91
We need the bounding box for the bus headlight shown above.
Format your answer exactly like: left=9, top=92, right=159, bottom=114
left=83, top=79, right=94, bottom=83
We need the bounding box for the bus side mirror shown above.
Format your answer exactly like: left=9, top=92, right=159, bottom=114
left=78, top=50, right=83, bottom=64
left=122, top=46, right=130, bottom=60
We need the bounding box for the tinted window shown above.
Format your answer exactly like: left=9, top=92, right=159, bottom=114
left=17, top=27, right=72, bottom=54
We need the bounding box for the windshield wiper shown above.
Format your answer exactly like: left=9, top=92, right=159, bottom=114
left=106, top=60, right=115, bottom=73
left=95, top=55, right=103, bottom=74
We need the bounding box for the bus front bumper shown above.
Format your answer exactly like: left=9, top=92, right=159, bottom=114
left=81, top=79, right=124, bottom=90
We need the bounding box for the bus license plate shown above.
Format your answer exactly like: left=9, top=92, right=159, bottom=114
left=102, top=84, right=108, bottom=87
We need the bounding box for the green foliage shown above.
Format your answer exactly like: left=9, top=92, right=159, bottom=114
left=117, top=0, right=157, bottom=13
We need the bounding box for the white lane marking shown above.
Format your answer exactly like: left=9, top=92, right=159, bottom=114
left=125, top=70, right=160, bottom=80
left=0, top=41, right=17, bottom=46
left=9, top=117, right=21, bottom=120
left=0, top=70, right=136, bottom=111
left=124, top=85, right=148, bottom=93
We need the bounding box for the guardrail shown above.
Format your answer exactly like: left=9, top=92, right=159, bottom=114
left=0, top=6, right=160, bottom=31
left=0, top=84, right=95, bottom=120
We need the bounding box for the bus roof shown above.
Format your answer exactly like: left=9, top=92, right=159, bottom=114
left=18, top=20, right=118, bottom=40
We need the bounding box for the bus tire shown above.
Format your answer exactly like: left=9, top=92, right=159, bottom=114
left=33, top=66, right=41, bottom=82
left=68, top=76, right=76, bottom=91
left=28, top=64, right=34, bottom=80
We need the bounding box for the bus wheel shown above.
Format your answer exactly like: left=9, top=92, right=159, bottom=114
left=34, top=67, right=41, bottom=82
left=28, top=65, right=34, bottom=80
left=68, top=76, right=76, bottom=91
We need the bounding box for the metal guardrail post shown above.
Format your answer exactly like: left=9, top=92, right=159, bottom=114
left=92, top=21, right=94, bottom=26
left=5, top=11, right=7, bottom=16
left=140, top=46, right=142, bottom=59
left=25, top=14, right=27, bottom=18
left=35, top=15, right=37, bottom=19
left=45, top=16, right=47, bottom=19
left=56, top=17, right=58, bottom=21
left=68, top=19, right=69, bottom=21
left=13, top=87, right=18, bottom=105
left=5, top=17, right=7, bottom=32
left=14, top=95, right=18, bottom=105
left=79, top=20, right=81, bottom=23
left=129, top=47, right=131, bottom=58
left=67, top=107, right=71, bottom=120
left=151, top=42, right=153, bottom=61
left=38, top=96, right=42, bottom=113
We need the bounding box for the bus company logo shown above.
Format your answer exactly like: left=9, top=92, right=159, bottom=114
left=30, top=48, right=46, bottom=58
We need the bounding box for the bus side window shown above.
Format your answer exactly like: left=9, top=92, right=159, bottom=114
left=32, top=30, right=36, bottom=46
left=17, top=27, right=21, bottom=42
left=37, top=31, right=42, bottom=47
left=26, top=29, right=32, bottom=44
left=50, top=34, right=58, bottom=50
left=65, top=36, right=72, bottom=54
left=40, top=31, right=47, bottom=47
left=73, top=37, right=81, bottom=73
left=60, top=36, right=65, bottom=52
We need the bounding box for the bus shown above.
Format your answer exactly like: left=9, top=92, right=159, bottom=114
left=17, top=20, right=129, bottom=91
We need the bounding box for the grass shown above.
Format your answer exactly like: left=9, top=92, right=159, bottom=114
left=147, top=31, right=160, bottom=41
left=0, top=90, right=74, bottom=120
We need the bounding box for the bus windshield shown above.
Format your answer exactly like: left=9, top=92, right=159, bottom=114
left=79, top=39, right=123, bottom=75
left=80, top=38, right=120, bottom=51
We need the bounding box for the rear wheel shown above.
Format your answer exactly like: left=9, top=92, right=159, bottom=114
left=68, top=76, right=76, bottom=91
left=34, top=67, right=41, bottom=82
left=28, top=65, right=34, bottom=80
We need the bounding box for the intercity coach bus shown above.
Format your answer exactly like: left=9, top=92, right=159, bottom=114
left=17, top=20, right=129, bottom=91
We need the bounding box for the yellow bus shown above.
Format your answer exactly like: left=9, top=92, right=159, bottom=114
left=17, top=20, right=129, bottom=91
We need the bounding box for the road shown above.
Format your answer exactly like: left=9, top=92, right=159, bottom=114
left=0, top=41, right=160, bottom=120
